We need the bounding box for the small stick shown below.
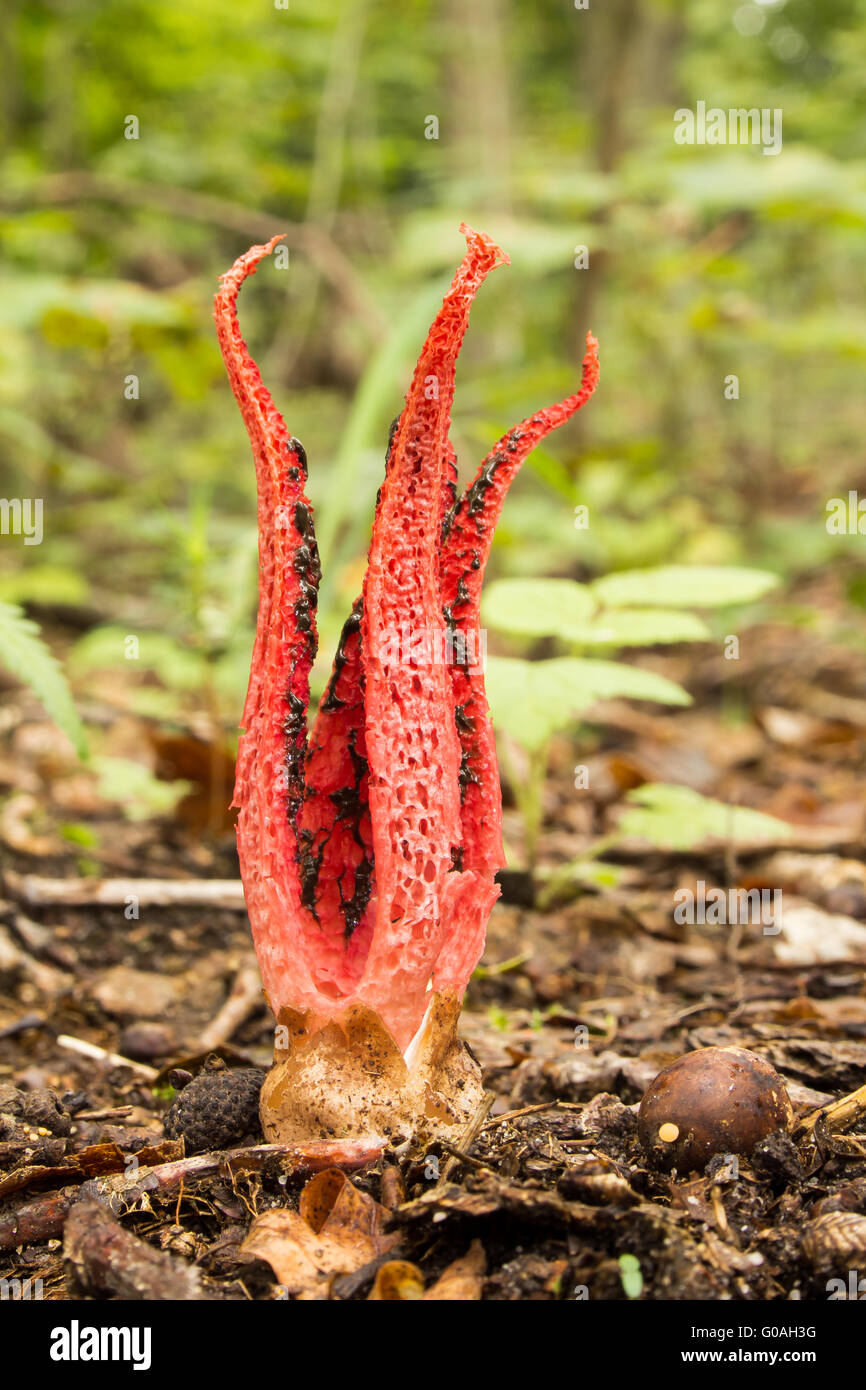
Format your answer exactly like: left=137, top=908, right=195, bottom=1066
left=57, top=1034, right=159, bottom=1080
left=0, top=1012, right=47, bottom=1040
left=793, top=1081, right=866, bottom=1138
left=481, top=1099, right=571, bottom=1130
left=3, top=871, right=247, bottom=911
left=195, top=962, right=263, bottom=1052
left=380, top=1165, right=405, bottom=1211
left=0, top=1187, right=79, bottom=1251
left=434, top=1093, right=494, bottom=1190
left=72, top=1106, right=135, bottom=1123
left=473, top=951, right=533, bottom=979
left=437, top=1141, right=497, bottom=1174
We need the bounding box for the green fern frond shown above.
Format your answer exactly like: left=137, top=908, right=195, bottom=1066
left=0, top=601, right=88, bottom=760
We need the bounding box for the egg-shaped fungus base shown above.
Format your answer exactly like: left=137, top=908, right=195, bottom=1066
left=260, top=989, right=484, bottom=1159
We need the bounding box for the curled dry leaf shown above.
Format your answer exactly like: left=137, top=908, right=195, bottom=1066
left=299, top=1167, right=387, bottom=1239
left=423, top=1239, right=486, bottom=1300
left=239, top=1168, right=397, bottom=1297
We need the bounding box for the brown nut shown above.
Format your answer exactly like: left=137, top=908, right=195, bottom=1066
left=637, top=1046, right=793, bottom=1174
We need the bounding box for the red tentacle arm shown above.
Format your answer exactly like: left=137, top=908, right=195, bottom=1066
left=215, top=237, right=285, bottom=797
left=355, top=225, right=507, bottom=1047
left=214, top=237, right=333, bottom=1022
left=439, top=332, right=600, bottom=881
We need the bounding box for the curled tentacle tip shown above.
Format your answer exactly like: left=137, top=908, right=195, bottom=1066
left=458, top=220, right=510, bottom=269
left=215, top=233, right=288, bottom=295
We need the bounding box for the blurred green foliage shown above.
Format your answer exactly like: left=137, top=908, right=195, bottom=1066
left=0, top=0, right=864, bottom=727
left=481, top=562, right=782, bottom=865
left=0, top=600, right=88, bottom=755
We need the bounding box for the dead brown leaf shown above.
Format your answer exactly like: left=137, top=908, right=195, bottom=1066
left=424, top=1240, right=486, bottom=1300
left=240, top=1168, right=398, bottom=1296
left=73, top=1138, right=184, bottom=1177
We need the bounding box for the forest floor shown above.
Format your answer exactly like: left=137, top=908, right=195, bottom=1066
left=1, top=584, right=866, bottom=1301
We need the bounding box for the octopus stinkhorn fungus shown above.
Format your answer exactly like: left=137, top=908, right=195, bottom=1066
left=215, top=224, right=598, bottom=1154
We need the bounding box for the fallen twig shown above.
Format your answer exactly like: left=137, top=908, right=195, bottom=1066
left=0, top=1186, right=80, bottom=1251
left=794, top=1081, right=866, bottom=1139
left=481, top=1100, right=567, bottom=1131
left=3, top=871, right=247, bottom=911
left=73, top=1106, right=135, bottom=1123
left=195, top=962, right=264, bottom=1052
left=437, top=1141, right=498, bottom=1175
left=57, top=1033, right=159, bottom=1080
left=64, top=1197, right=204, bottom=1300
left=434, top=1093, right=494, bottom=1190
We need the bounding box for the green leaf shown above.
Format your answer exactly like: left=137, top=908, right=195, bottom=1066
left=61, top=822, right=100, bottom=848
left=592, top=565, right=780, bottom=610
left=485, top=656, right=691, bottom=752
left=556, top=609, right=711, bottom=647
left=0, top=601, right=88, bottom=759
left=616, top=783, right=794, bottom=852
left=482, top=578, right=595, bottom=637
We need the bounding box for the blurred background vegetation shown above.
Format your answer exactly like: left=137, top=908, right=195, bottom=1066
left=1, top=0, right=865, bottom=755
